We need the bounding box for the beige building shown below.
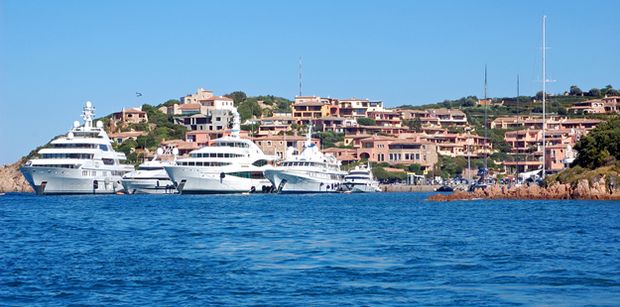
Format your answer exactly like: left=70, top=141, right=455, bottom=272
left=338, top=98, right=384, bottom=118
left=252, top=136, right=321, bottom=159
left=568, top=96, right=620, bottom=114
left=109, top=107, right=148, bottom=132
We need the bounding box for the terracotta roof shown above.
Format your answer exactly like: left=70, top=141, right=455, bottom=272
left=161, top=139, right=199, bottom=150
left=294, top=101, right=326, bottom=107
left=360, top=135, right=396, bottom=142
left=122, top=108, right=145, bottom=114
left=178, top=103, right=202, bottom=109
left=204, top=96, right=233, bottom=101
left=109, top=131, right=146, bottom=138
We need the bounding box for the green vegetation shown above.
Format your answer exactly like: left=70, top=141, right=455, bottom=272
left=356, top=117, right=376, bottom=126
left=316, top=131, right=344, bottom=148
left=572, top=117, right=620, bottom=169
left=224, top=91, right=293, bottom=122
left=372, top=166, right=407, bottom=183
left=402, top=118, right=422, bottom=131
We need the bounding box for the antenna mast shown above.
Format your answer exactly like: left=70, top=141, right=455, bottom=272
left=298, top=56, right=303, bottom=97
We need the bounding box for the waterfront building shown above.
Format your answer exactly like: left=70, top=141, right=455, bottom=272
left=252, top=135, right=320, bottom=160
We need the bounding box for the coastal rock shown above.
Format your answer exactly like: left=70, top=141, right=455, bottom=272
left=428, top=176, right=620, bottom=202
left=0, top=161, right=32, bottom=193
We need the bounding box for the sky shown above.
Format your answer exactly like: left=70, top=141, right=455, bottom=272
left=1, top=0, right=619, bottom=164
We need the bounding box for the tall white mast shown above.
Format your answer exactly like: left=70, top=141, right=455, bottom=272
left=541, top=15, right=547, bottom=179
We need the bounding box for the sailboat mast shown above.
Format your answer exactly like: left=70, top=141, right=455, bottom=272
left=542, top=15, right=547, bottom=179
left=484, top=65, right=488, bottom=174
left=516, top=74, right=520, bottom=179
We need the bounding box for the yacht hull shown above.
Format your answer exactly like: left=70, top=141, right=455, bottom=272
left=349, top=184, right=382, bottom=193
left=20, top=166, right=123, bottom=195
left=264, top=169, right=343, bottom=193
left=164, top=166, right=273, bottom=194
left=121, top=178, right=177, bottom=194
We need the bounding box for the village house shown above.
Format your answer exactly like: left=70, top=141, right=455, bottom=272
left=338, top=98, right=384, bottom=118
left=425, top=132, right=491, bottom=158
left=108, top=131, right=146, bottom=144
left=367, top=110, right=402, bottom=127
left=108, top=107, right=148, bottom=132
left=322, top=148, right=358, bottom=165
left=292, top=96, right=339, bottom=124
left=257, top=116, right=295, bottom=136
left=567, top=97, right=618, bottom=114
left=251, top=135, right=320, bottom=159
left=429, top=108, right=468, bottom=127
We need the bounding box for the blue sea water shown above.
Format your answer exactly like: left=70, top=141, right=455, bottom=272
left=0, top=192, right=619, bottom=306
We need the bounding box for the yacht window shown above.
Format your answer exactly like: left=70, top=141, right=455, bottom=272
left=252, top=159, right=268, bottom=167
left=217, top=153, right=224, bottom=158
left=102, top=158, right=114, bottom=165
left=99, top=144, right=109, bottom=151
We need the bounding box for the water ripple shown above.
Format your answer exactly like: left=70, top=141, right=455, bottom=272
left=0, top=193, right=619, bottom=305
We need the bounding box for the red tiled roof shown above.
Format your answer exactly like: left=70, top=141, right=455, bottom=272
left=178, top=103, right=201, bottom=109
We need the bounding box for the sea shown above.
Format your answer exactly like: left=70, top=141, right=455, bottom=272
left=1, top=192, right=619, bottom=306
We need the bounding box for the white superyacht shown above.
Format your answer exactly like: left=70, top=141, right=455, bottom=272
left=20, top=101, right=134, bottom=194
left=121, top=147, right=178, bottom=194
left=264, top=125, right=346, bottom=193
left=164, top=108, right=276, bottom=194
left=343, top=164, right=381, bottom=193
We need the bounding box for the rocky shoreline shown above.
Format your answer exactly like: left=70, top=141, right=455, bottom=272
left=429, top=176, right=620, bottom=201
left=0, top=161, right=32, bottom=193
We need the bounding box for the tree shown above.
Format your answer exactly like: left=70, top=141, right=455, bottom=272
left=535, top=91, right=544, bottom=100
left=161, top=99, right=180, bottom=107
left=237, top=100, right=262, bottom=121
left=357, top=117, right=376, bottom=126
left=588, top=88, right=601, bottom=97
left=403, top=118, right=422, bottom=131
left=569, top=85, right=583, bottom=96
left=573, top=117, right=620, bottom=169
left=601, top=85, right=613, bottom=96
left=372, top=166, right=407, bottom=183
left=224, top=91, right=247, bottom=106
left=407, top=163, right=423, bottom=175
left=317, top=131, right=344, bottom=148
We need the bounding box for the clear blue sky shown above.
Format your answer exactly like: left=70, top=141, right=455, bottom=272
left=1, top=0, right=619, bottom=164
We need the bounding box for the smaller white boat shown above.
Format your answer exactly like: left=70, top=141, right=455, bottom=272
left=343, top=164, right=381, bottom=193
left=121, top=147, right=178, bottom=194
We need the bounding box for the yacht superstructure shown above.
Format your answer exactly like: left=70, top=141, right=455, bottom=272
left=164, top=108, right=275, bottom=194
left=343, top=164, right=381, bottom=193
left=264, top=125, right=346, bottom=193
left=121, top=147, right=178, bottom=194
left=20, top=102, right=134, bottom=194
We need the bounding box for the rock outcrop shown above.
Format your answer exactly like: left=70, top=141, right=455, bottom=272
left=0, top=161, right=33, bottom=193
left=429, top=175, right=620, bottom=201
